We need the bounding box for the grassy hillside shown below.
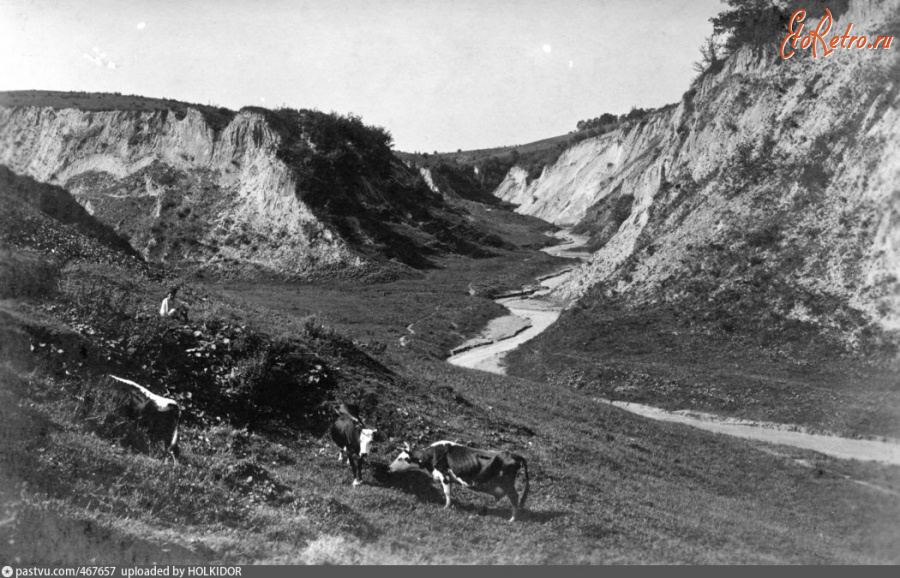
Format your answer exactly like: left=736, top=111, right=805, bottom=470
left=396, top=132, right=574, bottom=166
left=0, top=90, right=236, bottom=132
left=506, top=298, right=900, bottom=440
left=1, top=164, right=899, bottom=564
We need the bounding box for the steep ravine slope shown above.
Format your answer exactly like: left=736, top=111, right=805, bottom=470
left=0, top=96, right=503, bottom=279
left=496, top=0, right=900, bottom=348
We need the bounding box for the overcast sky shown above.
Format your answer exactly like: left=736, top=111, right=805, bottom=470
left=0, top=0, right=724, bottom=152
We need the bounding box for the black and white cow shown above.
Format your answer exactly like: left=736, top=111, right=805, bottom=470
left=330, top=403, right=376, bottom=487
left=389, top=440, right=530, bottom=521
left=109, top=375, right=181, bottom=461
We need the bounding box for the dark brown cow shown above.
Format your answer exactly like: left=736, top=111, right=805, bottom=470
left=330, top=403, right=376, bottom=486
left=389, top=440, right=530, bottom=521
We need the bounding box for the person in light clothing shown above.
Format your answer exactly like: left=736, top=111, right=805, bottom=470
left=160, top=287, right=188, bottom=321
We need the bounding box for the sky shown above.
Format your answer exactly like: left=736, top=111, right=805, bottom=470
left=0, top=0, right=725, bottom=152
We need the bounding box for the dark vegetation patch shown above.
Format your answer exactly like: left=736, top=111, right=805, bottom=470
left=66, top=162, right=229, bottom=264
left=710, top=0, right=850, bottom=59
left=0, top=168, right=143, bottom=275
left=572, top=186, right=633, bottom=251
left=424, top=161, right=508, bottom=205
left=26, top=265, right=348, bottom=435
left=237, top=107, right=509, bottom=270
left=0, top=250, right=62, bottom=299
left=0, top=167, right=137, bottom=257
left=717, top=134, right=779, bottom=199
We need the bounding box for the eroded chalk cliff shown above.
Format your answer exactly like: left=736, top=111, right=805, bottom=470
left=495, top=0, right=900, bottom=346
left=0, top=106, right=344, bottom=274
left=0, top=99, right=499, bottom=279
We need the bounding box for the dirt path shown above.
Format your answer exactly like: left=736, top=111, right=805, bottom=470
left=447, top=230, right=900, bottom=466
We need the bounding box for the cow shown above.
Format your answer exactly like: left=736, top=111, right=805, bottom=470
left=329, top=403, right=376, bottom=487
left=388, top=440, right=530, bottom=522
left=108, top=375, right=181, bottom=461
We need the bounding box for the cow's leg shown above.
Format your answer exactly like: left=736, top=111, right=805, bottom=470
left=165, top=413, right=180, bottom=465
left=448, top=469, right=470, bottom=488
left=338, top=447, right=346, bottom=463
left=433, top=469, right=452, bottom=508
left=352, top=454, right=366, bottom=487
left=348, top=453, right=363, bottom=486
left=505, top=486, right=521, bottom=522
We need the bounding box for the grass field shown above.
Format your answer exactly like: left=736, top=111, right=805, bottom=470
left=3, top=338, right=899, bottom=564
left=3, top=257, right=899, bottom=564
left=506, top=302, right=900, bottom=441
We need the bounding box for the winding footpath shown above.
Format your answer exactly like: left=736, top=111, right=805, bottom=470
left=448, top=230, right=900, bottom=467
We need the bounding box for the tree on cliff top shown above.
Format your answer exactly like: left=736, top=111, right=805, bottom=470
left=710, top=0, right=851, bottom=57
left=710, top=0, right=791, bottom=56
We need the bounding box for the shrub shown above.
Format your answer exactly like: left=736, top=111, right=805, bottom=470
left=53, top=266, right=341, bottom=432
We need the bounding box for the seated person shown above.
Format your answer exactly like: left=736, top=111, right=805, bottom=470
left=159, top=287, right=188, bottom=321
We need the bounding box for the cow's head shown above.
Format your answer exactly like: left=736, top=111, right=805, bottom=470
left=359, top=428, right=377, bottom=457
left=388, top=442, right=423, bottom=473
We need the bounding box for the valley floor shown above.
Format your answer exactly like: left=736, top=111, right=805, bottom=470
left=447, top=231, right=900, bottom=466
left=2, top=217, right=899, bottom=564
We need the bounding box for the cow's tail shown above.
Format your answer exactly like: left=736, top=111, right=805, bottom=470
left=515, top=455, right=530, bottom=509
